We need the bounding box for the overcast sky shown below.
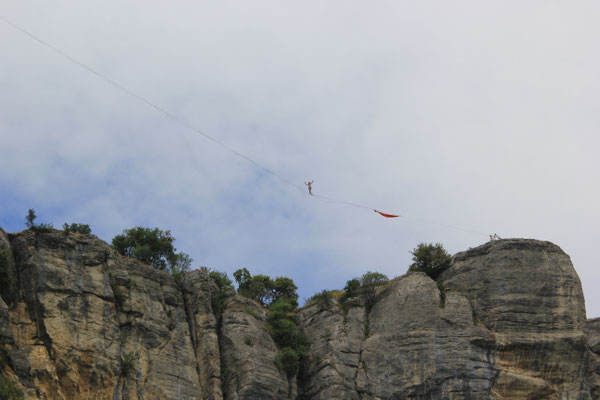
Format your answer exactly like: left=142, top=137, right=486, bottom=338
left=1, top=1, right=599, bottom=317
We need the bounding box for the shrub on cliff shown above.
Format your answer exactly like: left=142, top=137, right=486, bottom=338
left=268, top=299, right=309, bottom=377
left=233, top=268, right=308, bottom=377
left=233, top=268, right=298, bottom=307
left=111, top=226, right=191, bottom=274
left=24, top=209, right=53, bottom=232
left=0, top=378, right=23, bottom=400
left=63, top=223, right=91, bottom=235
left=408, top=242, right=451, bottom=279
left=340, top=271, right=389, bottom=312
left=306, top=289, right=333, bottom=311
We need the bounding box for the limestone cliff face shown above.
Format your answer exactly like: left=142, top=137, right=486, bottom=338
left=588, top=318, right=600, bottom=399
left=0, top=228, right=291, bottom=399
left=0, top=229, right=597, bottom=399
left=297, top=239, right=594, bottom=400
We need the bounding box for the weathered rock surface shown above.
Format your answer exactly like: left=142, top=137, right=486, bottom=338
left=298, top=239, right=594, bottom=399
left=588, top=318, right=600, bottom=399
left=0, top=230, right=597, bottom=399
left=0, top=229, right=289, bottom=399
left=220, top=294, right=291, bottom=400
left=440, top=239, right=589, bottom=399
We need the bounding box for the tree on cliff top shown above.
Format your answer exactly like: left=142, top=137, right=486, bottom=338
left=233, top=267, right=298, bottom=307
left=111, top=226, right=191, bottom=273
left=408, top=242, right=451, bottom=279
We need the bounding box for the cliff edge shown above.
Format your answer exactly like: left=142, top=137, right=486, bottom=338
left=0, top=229, right=596, bottom=399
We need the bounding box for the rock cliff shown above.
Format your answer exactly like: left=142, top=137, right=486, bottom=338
left=0, top=229, right=597, bottom=399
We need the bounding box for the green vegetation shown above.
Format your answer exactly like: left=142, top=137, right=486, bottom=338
left=111, top=226, right=192, bottom=275
left=306, top=289, right=333, bottom=311
left=437, top=282, right=448, bottom=308
left=110, top=280, right=126, bottom=309
left=120, top=351, right=139, bottom=377
left=57, top=296, right=70, bottom=311
left=202, top=268, right=234, bottom=318
left=408, top=242, right=451, bottom=280
left=0, top=378, right=23, bottom=400
left=63, top=223, right=91, bottom=235
left=233, top=268, right=309, bottom=377
left=211, top=289, right=229, bottom=318
left=25, top=209, right=36, bottom=229
left=276, top=347, right=303, bottom=377
left=0, top=345, right=9, bottom=369
left=340, top=271, right=389, bottom=313
left=233, top=267, right=298, bottom=307
left=169, top=253, right=192, bottom=281
left=25, top=209, right=53, bottom=232
left=268, top=299, right=309, bottom=377
left=208, top=270, right=233, bottom=289
left=0, top=249, right=14, bottom=302
left=0, top=344, right=23, bottom=400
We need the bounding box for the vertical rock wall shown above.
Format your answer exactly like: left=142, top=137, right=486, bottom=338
left=0, top=230, right=597, bottom=399
left=588, top=318, right=600, bottom=399
left=440, top=239, right=590, bottom=399
left=298, top=239, right=593, bottom=399
left=0, top=229, right=291, bottom=400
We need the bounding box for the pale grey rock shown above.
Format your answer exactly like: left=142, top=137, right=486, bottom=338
left=440, top=239, right=590, bottom=399
left=298, top=300, right=366, bottom=400
left=0, top=228, right=18, bottom=307
left=361, top=273, right=494, bottom=399
left=181, top=269, right=223, bottom=399
left=0, top=229, right=597, bottom=400
left=298, top=239, right=593, bottom=399
left=6, top=229, right=203, bottom=399
left=219, top=294, right=290, bottom=400
left=588, top=318, right=600, bottom=399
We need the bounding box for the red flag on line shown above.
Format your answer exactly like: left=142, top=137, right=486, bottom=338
left=374, top=210, right=399, bottom=218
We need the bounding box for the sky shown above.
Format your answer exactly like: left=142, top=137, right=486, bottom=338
left=1, top=1, right=599, bottom=317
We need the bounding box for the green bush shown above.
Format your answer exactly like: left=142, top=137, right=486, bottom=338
left=25, top=209, right=53, bottom=232
left=233, top=269, right=308, bottom=377
left=306, top=289, right=333, bottom=311
left=0, top=345, right=9, bottom=369
left=110, top=280, right=126, bottom=309
left=437, top=282, right=448, bottom=308
left=25, top=209, right=36, bottom=229
left=267, top=299, right=309, bottom=365
left=208, top=270, right=233, bottom=288
left=63, top=223, right=91, bottom=235
left=120, top=351, right=138, bottom=377
left=340, top=271, right=389, bottom=312
left=233, top=268, right=298, bottom=307
left=277, top=347, right=301, bottom=377
left=32, top=223, right=53, bottom=233
left=111, top=226, right=191, bottom=274
left=0, top=377, right=23, bottom=400
left=211, top=291, right=229, bottom=318
left=169, top=253, right=192, bottom=281
left=408, top=243, right=451, bottom=279
left=360, top=272, right=388, bottom=311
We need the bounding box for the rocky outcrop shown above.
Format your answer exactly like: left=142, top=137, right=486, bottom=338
left=0, top=230, right=597, bottom=399
left=298, top=239, right=593, bottom=399
left=219, top=294, right=291, bottom=400
left=0, top=229, right=290, bottom=399
left=440, top=239, right=589, bottom=399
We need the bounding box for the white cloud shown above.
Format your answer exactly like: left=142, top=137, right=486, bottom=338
left=1, top=1, right=599, bottom=315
